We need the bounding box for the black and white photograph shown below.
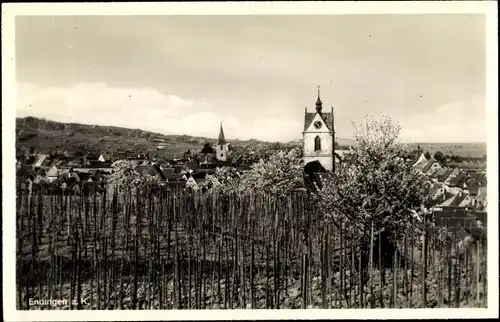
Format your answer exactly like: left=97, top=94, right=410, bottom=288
left=2, top=1, right=498, bottom=321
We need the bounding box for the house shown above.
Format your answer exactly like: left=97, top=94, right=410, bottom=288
left=232, top=154, right=243, bottom=167
left=448, top=173, right=469, bottom=189
left=58, top=168, right=72, bottom=180
left=76, top=172, right=93, bottom=182
left=84, top=152, right=106, bottom=163
left=201, top=153, right=217, bottom=165
left=153, top=159, right=170, bottom=169
left=413, top=152, right=428, bottom=168
left=172, top=164, right=186, bottom=174
left=418, top=158, right=442, bottom=175
left=466, top=178, right=484, bottom=197
left=427, top=182, right=446, bottom=200
left=183, top=149, right=192, bottom=160
left=161, top=168, right=176, bottom=181
left=443, top=167, right=461, bottom=185
left=435, top=168, right=454, bottom=183
left=185, top=160, right=200, bottom=171
left=40, top=157, right=56, bottom=169
left=33, top=154, right=48, bottom=169
left=73, top=161, right=113, bottom=174
left=185, top=175, right=199, bottom=190
left=433, top=209, right=487, bottom=241
left=437, top=191, right=473, bottom=209
left=137, top=165, right=165, bottom=180
left=45, top=165, right=59, bottom=182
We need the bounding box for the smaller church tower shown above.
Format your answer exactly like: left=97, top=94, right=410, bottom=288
left=302, top=86, right=336, bottom=172
left=216, top=122, right=229, bottom=162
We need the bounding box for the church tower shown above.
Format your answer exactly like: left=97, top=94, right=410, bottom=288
left=302, top=86, right=335, bottom=172
left=216, top=122, right=229, bottom=162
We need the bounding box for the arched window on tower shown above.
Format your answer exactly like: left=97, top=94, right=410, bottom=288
left=314, top=136, right=321, bottom=152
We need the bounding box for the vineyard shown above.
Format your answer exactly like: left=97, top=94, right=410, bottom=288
left=16, top=185, right=488, bottom=310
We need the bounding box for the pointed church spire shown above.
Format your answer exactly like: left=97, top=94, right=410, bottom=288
left=217, top=122, right=226, bottom=145
left=315, top=85, right=323, bottom=113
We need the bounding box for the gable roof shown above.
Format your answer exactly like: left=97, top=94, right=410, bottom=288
left=85, top=152, right=102, bottom=160
left=304, top=111, right=334, bottom=132
left=420, top=159, right=436, bottom=173
left=449, top=193, right=470, bottom=207
left=428, top=183, right=442, bottom=197
left=437, top=168, right=453, bottom=182
left=88, top=161, right=112, bottom=168
left=46, top=166, right=59, bottom=177
left=41, top=157, right=56, bottom=168
left=34, top=154, right=48, bottom=167
left=449, top=173, right=468, bottom=187
left=161, top=168, right=175, bottom=180
left=437, top=192, right=457, bottom=207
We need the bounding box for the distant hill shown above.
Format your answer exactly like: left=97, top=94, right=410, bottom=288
left=17, top=116, right=482, bottom=160
left=15, top=116, right=299, bottom=159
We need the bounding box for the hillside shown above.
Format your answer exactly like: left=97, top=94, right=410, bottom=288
left=16, top=117, right=485, bottom=160
left=16, top=116, right=331, bottom=159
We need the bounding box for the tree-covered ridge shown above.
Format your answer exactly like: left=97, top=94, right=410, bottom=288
left=15, top=116, right=314, bottom=160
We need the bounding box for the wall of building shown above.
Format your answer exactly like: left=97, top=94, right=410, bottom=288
left=216, top=144, right=229, bottom=162
left=303, top=155, right=333, bottom=171
left=303, top=113, right=334, bottom=171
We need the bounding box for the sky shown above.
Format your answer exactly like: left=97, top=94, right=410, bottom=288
left=15, top=14, right=486, bottom=143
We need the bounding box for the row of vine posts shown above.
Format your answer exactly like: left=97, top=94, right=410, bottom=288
left=16, top=184, right=488, bottom=310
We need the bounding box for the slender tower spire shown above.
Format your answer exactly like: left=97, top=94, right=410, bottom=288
left=217, top=122, right=226, bottom=145
left=315, top=85, right=323, bottom=113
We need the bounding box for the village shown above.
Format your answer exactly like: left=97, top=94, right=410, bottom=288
left=16, top=92, right=488, bottom=235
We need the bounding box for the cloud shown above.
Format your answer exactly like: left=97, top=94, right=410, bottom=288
left=399, top=98, right=486, bottom=143
left=16, top=82, right=246, bottom=139
left=16, top=82, right=305, bottom=142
